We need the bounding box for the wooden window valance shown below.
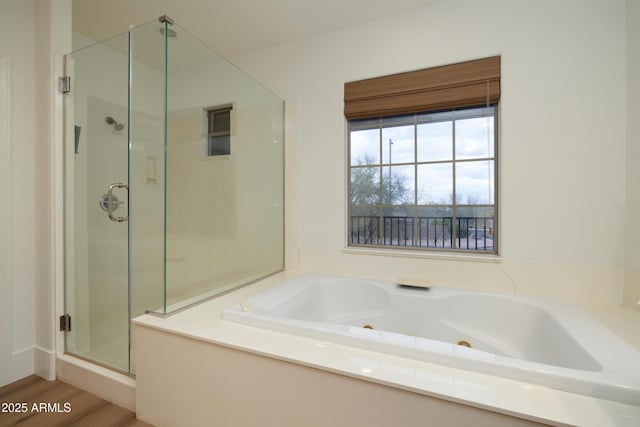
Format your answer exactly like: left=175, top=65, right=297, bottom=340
left=344, top=56, right=500, bottom=120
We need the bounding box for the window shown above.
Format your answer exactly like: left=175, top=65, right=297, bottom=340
left=345, top=57, right=500, bottom=254
left=206, top=106, right=232, bottom=156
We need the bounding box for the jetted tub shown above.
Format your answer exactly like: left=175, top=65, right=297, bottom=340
left=223, top=274, right=640, bottom=404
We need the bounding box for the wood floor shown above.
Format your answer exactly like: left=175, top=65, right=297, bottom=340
left=0, top=376, right=154, bottom=427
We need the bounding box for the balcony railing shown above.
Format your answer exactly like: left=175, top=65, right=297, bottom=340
left=350, top=215, right=494, bottom=251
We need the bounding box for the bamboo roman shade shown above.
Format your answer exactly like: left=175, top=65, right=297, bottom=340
left=344, top=56, right=500, bottom=120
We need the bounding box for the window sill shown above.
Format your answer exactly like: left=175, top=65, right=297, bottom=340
left=342, top=246, right=502, bottom=263
left=199, top=154, right=231, bottom=161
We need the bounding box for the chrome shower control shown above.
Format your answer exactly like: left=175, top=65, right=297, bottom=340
left=99, top=193, right=123, bottom=212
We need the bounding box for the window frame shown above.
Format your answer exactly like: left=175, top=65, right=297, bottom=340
left=205, top=105, right=233, bottom=157
left=347, top=104, right=499, bottom=255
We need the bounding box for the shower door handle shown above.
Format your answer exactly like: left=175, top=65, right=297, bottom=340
left=107, top=182, right=128, bottom=222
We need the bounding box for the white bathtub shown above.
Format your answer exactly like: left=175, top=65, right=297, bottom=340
left=223, top=274, right=640, bottom=404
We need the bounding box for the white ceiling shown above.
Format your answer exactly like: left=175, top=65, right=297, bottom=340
left=73, top=0, right=441, bottom=57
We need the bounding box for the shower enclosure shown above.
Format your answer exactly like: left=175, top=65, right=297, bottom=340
left=63, top=17, right=284, bottom=375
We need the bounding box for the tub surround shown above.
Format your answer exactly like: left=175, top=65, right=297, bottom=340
left=134, top=272, right=640, bottom=427
left=136, top=324, right=544, bottom=427
left=223, top=275, right=640, bottom=404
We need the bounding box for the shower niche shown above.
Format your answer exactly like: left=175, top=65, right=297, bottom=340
left=63, top=17, right=284, bottom=375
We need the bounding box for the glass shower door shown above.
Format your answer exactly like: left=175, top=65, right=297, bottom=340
left=63, top=32, right=131, bottom=373
left=62, top=15, right=284, bottom=374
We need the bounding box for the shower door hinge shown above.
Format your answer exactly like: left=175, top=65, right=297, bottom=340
left=58, top=76, right=71, bottom=94
left=59, top=314, right=71, bottom=332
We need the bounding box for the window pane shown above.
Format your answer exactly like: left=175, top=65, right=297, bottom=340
left=213, top=110, right=231, bottom=132
left=454, top=206, right=495, bottom=251
left=382, top=165, right=414, bottom=205
left=417, top=206, right=453, bottom=217
left=456, top=206, right=495, bottom=218
left=208, top=111, right=215, bottom=133
left=350, top=128, right=379, bottom=165
left=350, top=167, right=379, bottom=205
left=382, top=207, right=415, bottom=247
left=417, top=121, right=452, bottom=162
left=351, top=205, right=380, bottom=216
left=455, top=113, right=494, bottom=160
left=346, top=106, right=497, bottom=254
left=350, top=206, right=381, bottom=246
left=456, top=160, right=494, bottom=204
left=208, top=135, right=230, bottom=155
left=382, top=120, right=414, bottom=164
left=382, top=206, right=414, bottom=217
left=416, top=206, right=453, bottom=249
left=417, top=163, right=453, bottom=205
left=350, top=117, right=380, bottom=131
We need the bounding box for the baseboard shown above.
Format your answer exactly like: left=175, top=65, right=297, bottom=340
left=56, top=354, right=136, bottom=411
left=4, top=346, right=56, bottom=386
left=34, top=346, right=56, bottom=380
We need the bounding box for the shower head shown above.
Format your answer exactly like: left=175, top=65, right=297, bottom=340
left=105, top=116, right=125, bottom=131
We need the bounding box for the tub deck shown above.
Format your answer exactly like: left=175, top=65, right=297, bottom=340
left=223, top=274, right=640, bottom=404
left=134, top=272, right=640, bottom=427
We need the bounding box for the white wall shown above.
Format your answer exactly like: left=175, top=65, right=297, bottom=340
left=0, top=0, right=71, bottom=386
left=0, top=0, right=38, bottom=385
left=35, top=0, right=72, bottom=381
left=624, top=0, right=640, bottom=308
left=0, top=56, right=9, bottom=387
left=231, top=0, right=630, bottom=305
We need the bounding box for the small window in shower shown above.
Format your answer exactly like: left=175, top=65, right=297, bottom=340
left=206, top=105, right=232, bottom=156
